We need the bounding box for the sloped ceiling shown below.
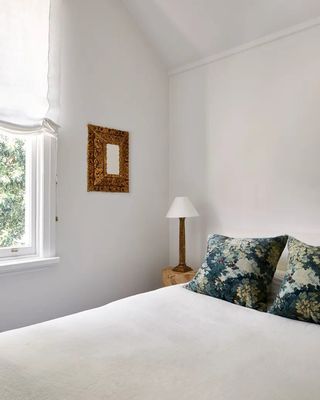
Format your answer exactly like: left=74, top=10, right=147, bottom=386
left=122, top=0, right=320, bottom=69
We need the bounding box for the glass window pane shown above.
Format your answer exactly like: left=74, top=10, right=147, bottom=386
left=0, top=133, right=31, bottom=248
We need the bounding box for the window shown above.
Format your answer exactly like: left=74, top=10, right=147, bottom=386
left=0, top=0, right=59, bottom=270
left=0, top=130, right=57, bottom=266
left=0, top=132, right=34, bottom=257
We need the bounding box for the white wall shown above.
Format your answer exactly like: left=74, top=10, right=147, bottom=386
left=0, top=0, right=169, bottom=332
left=169, top=25, right=320, bottom=269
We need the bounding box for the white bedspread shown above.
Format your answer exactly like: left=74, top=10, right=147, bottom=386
left=1, top=285, right=319, bottom=400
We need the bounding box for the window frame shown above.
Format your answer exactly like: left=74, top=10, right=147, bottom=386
left=0, top=132, right=57, bottom=265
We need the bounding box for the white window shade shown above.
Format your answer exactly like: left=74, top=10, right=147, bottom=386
left=0, top=0, right=58, bottom=133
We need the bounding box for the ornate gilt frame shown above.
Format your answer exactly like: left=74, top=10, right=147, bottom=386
left=87, top=124, right=129, bottom=192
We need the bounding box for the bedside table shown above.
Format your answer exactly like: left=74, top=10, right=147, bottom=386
left=162, top=267, right=196, bottom=287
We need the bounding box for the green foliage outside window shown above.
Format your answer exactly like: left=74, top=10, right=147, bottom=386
left=0, top=133, right=26, bottom=247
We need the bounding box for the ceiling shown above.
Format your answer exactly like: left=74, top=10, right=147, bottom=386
left=122, top=0, right=320, bottom=70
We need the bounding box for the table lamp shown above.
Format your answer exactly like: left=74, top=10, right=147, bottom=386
left=166, top=196, right=199, bottom=273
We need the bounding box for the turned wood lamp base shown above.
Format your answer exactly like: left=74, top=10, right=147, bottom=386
left=172, top=264, right=193, bottom=273
left=172, top=217, right=194, bottom=273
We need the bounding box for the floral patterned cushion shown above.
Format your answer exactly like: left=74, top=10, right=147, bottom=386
left=185, top=234, right=288, bottom=311
left=269, top=237, right=320, bottom=324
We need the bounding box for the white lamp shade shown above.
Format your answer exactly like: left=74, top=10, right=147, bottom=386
left=166, top=196, right=199, bottom=218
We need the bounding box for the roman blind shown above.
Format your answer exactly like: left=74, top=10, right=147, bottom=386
left=0, top=0, right=58, bottom=135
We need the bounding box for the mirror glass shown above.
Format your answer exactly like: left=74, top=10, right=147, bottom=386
left=106, top=144, right=120, bottom=175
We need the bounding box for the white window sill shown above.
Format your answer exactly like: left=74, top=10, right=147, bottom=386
left=0, top=256, right=60, bottom=275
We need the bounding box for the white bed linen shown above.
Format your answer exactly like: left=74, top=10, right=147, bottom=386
left=0, top=285, right=319, bottom=400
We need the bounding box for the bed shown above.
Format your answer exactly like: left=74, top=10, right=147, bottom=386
left=1, top=282, right=319, bottom=400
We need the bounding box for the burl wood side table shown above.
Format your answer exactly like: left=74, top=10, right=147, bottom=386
left=162, top=267, right=196, bottom=287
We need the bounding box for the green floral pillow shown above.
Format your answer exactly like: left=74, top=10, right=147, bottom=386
left=185, top=234, right=288, bottom=311
left=269, top=237, right=320, bottom=324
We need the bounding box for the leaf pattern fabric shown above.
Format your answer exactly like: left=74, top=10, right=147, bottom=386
left=185, top=234, right=288, bottom=311
left=269, top=237, right=320, bottom=324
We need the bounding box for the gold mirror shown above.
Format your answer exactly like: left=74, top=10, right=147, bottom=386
left=87, top=124, right=129, bottom=192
